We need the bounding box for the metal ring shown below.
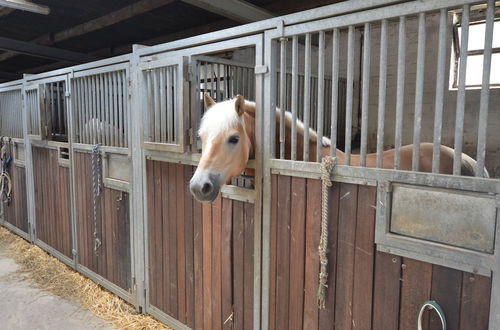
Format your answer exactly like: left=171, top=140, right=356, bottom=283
left=417, top=300, right=446, bottom=330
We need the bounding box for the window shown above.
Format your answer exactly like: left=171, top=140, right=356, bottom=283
left=452, top=14, right=500, bottom=88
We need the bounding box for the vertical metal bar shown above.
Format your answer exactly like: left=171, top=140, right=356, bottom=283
left=412, top=13, right=426, bottom=172
left=93, top=76, right=99, bottom=144
left=316, top=31, right=326, bottom=162
left=360, top=22, right=371, bottom=167
left=291, top=35, right=299, bottom=161
left=84, top=77, right=90, bottom=144
left=98, top=75, right=104, bottom=144
left=215, top=63, right=220, bottom=101
left=159, top=68, right=166, bottom=143
left=376, top=19, right=388, bottom=168
left=345, top=25, right=355, bottom=165
left=394, top=16, right=406, bottom=170
left=330, top=28, right=340, bottom=158
left=146, top=71, right=153, bottom=142
left=153, top=69, right=160, bottom=143
left=432, top=10, right=448, bottom=173
left=279, top=37, right=287, bottom=159
left=113, top=72, right=119, bottom=147
left=453, top=5, right=470, bottom=176
left=303, top=33, right=312, bottom=161
left=167, top=66, right=173, bottom=143
left=118, top=71, right=124, bottom=148
left=102, top=73, right=111, bottom=145
left=476, top=0, right=495, bottom=178
left=211, top=63, right=215, bottom=99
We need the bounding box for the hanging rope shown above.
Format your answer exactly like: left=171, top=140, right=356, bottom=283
left=317, top=155, right=336, bottom=309
left=91, top=144, right=102, bottom=256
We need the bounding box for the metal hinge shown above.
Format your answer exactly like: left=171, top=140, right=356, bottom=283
left=72, top=249, right=78, bottom=257
left=255, top=65, right=268, bottom=74
left=65, top=91, right=71, bottom=98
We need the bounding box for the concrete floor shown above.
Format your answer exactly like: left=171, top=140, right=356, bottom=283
left=0, top=249, right=113, bottom=330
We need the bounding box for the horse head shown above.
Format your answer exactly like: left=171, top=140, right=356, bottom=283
left=189, top=93, right=255, bottom=202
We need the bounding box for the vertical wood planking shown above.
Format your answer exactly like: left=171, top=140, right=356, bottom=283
left=221, top=197, right=233, bottom=329
left=243, top=201, right=254, bottom=330
left=212, top=196, right=223, bottom=329
left=233, top=200, right=244, bottom=330
left=202, top=197, right=213, bottom=330
left=399, top=258, right=432, bottom=330
left=459, top=273, right=491, bottom=329
left=269, top=174, right=278, bottom=330
left=288, top=177, right=306, bottom=328
left=176, top=164, right=187, bottom=323
left=429, top=265, right=462, bottom=329
left=168, top=163, right=178, bottom=316
left=352, top=185, right=376, bottom=330
left=276, top=175, right=291, bottom=329
left=193, top=187, right=204, bottom=329
left=184, top=166, right=195, bottom=328
left=372, top=252, right=401, bottom=330
left=303, top=179, right=321, bottom=329
left=334, top=183, right=359, bottom=329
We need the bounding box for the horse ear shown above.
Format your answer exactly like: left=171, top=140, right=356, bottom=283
left=235, top=94, right=245, bottom=116
left=204, top=93, right=216, bottom=109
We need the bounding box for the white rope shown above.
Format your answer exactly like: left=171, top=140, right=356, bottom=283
left=91, top=144, right=102, bottom=255
left=317, top=155, right=336, bottom=309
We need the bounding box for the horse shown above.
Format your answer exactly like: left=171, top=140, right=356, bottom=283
left=189, top=93, right=484, bottom=202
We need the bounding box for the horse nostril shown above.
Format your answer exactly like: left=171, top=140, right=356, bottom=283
left=201, top=182, right=213, bottom=195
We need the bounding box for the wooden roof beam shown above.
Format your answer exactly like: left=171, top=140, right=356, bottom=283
left=181, top=0, right=275, bottom=23
left=0, top=36, right=99, bottom=63
left=0, top=0, right=49, bottom=15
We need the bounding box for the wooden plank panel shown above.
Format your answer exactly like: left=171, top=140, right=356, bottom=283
left=184, top=165, right=195, bottom=329
left=211, top=195, right=222, bottom=329
left=153, top=160, right=163, bottom=308
left=168, top=163, right=178, bottom=316
left=193, top=185, right=204, bottom=329
left=303, top=179, right=321, bottom=330
left=288, top=177, right=306, bottom=329
left=202, top=197, right=213, bottom=330
left=429, top=265, right=462, bottom=330
left=221, top=198, right=233, bottom=329
left=399, top=258, right=432, bottom=330
left=372, top=252, right=401, bottom=330
left=335, top=183, right=359, bottom=330
left=269, top=174, right=278, bottom=330
left=243, top=201, right=254, bottom=330
left=233, top=200, right=244, bottom=330
left=319, top=182, right=341, bottom=328
left=459, top=273, right=491, bottom=329
left=160, top=161, right=170, bottom=313
left=276, top=175, right=291, bottom=330
left=146, top=160, right=157, bottom=307
left=117, top=191, right=131, bottom=291
left=105, top=186, right=114, bottom=283
left=351, top=185, right=376, bottom=330
left=176, top=163, right=186, bottom=323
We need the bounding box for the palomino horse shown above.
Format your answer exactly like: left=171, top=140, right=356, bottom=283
left=189, top=93, right=482, bottom=202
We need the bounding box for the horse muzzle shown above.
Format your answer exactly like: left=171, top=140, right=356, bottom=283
left=189, top=170, right=222, bottom=202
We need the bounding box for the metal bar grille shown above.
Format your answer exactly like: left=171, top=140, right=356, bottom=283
left=72, top=70, right=128, bottom=147
left=0, top=89, right=23, bottom=139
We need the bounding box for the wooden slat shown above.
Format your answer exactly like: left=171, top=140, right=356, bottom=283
left=105, top=186, right=114, bottom=284
left=335, top=183, right=359, bottom=330
left=429, top=265, right=462, bottom=329
left=276, top=175, right=291, bottom=330
left=303, top=179, right=321, bottom=329
left=168, top=163, right=178, bottom=316
left=154, top=160, right=164, bottom=308
left=176, top=163, right=186, bottom=323
left=184, top=165, right=195, bottom=328
left=351, top=185, right=377, bottom=330
left=372, top=252, right=401, bottom=330
left=212, top=195, right=223, bottom=329
left=288, top=177, right=306, bottom=328
left=221, top=198, right=233, bottom=329
left=459, top=273, right=491, bottom=329
left=193, top=184, right=204, bottom=329
left=202, top=197, right=213, bottom=330
left=233, top=200, right=244, bottom=330
left=243, top=201, right=254, bottom=329
left=399, top=258, right=432, bottom=330
left=159, top=161, right=169, bottom=313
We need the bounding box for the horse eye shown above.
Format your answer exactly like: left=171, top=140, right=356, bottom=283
left=228, top=135, right=239, bottom=144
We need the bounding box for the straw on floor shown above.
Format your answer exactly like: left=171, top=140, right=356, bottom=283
left=0, top=226, right=170, bottom=330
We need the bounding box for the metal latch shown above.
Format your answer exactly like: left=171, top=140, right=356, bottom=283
left=255, top=65, right=268, bottom=74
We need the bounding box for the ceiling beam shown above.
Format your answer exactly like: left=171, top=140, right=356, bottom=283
left=0, top=7, right=15, bottom=17
left=0, top=36, right=99, bottom=63
left=181, top=0, right=274, bottom=23
left=0, top=0, right=49, bottom=15
left=0, top=0, right=175, bottom=62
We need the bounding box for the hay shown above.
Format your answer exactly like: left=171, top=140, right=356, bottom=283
left=0, top=226, right=170, bottom=330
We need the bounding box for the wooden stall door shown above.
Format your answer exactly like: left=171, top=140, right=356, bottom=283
left=147, top=160, right=255, bottom=329
left=2, top=164, right=28, bottom=233
left=32, top=146, right=72, bottom=258
left=269, top=174, right=491, bottom=330
left=74, top=151, right=132, bottom=291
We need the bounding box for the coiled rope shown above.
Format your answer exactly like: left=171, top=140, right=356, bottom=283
left=91, top=144, right=102, bottom=255
left=317, top=155, right=336, bottom=309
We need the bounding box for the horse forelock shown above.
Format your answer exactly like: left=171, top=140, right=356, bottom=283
left=198, top=99, right=244, bottom=141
